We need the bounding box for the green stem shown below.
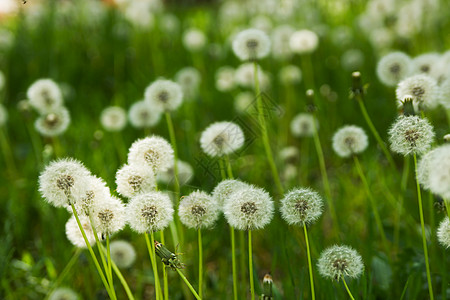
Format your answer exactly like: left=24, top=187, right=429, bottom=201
left=145, top=232, right=161, bottom=300
left=357, top=99, right=396, bottom=169
left=248, top=230, right=255, bottom=300
left=253, top=62, right=284, bottom=196
left=342, top=277, right=356, bottom=300
left=353, top=155, right=388, bottom=253
left=446, top=200, right=450, bottom=220
left=225, top=155, right=234, bottom=179
left=160, top=231, right=169, bottom=300
left=303, top=224, right=316, bottom=300
left=413, top=153, right=434, bottom=300
left=107, top=235, right=114, bottom=295
left=219, top=158, right=227, bottom=181
left=230, top=226, right=238, bottom=300
left=165, top=112, right=180, bottom=197
left=198, top=228, right=203, bottom=299
left=175, top=268, right=202, bottom=300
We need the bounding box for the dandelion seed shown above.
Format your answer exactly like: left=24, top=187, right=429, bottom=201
left=317, top=245, right=364, bottom=281
left=437, top=218, right=450, bottom=248
left=232, top=28, right=271, bottom=61
left=157, top=159, right=194, bottom=186
left=39, top=158, right=91, bottom=208
left=212, top=179, right=249, bottom=209
left=100, top=106, right=127, bottom=132
left=128, top=100, right=162, bottom=128
left=116, top=164, right=156, bottom=198
left=388, top=115, right=435, bottom=156
left=65, top=215, right=99, bottom=248
left=376, top=51, right=412, bottom=86
left=223, top=185, right=274, bottom=230
left=48, top=287, right=79, bottom=300
left=182, top=28, right=206, bottom=52
left=280, top=188, right=323, bottom=226
left=27, top=79, right=63, bottom=114
left=200, top=121, right=245, bottom=157
left=178, top=190, right=220, bottom=229
left=127, top=135, right=174, bottom=172
left=144, top=79, right=183, bottom=112
left=290, top=113, right=316, bottom=137
left=396, top=74, right=439, bottom=110
left=92, top=196, right=126, bottom=236
left=289, top=29, right=319, bottom=54
left=332, top=125, right=368, bottom=158
left=110, top=240, right=137, bottom=268
left=127, top=191, right=174, bottom=233
left=34, top=107, right=71, bottom=137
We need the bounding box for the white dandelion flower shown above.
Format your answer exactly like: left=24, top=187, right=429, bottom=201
left=157, top=159, right=194, bottom=186
left=279, top=146, right=299, bottom=164
left=279, top=65, right=302, bottom=85
left=92, top=196, right=126, bottom=236
left=178, top=190, right=220, bottom=229
left=128, top=100, right=162, bottom=128
left=280, top=187, right=323, bottom=226
left=124, top=1, right=155, bottom=29
left=35, top=107, right=71, bottom=137
left=437, top=218, right=450, bottom=248
left=0, top=103, right=8, bottom=126
left=65, top=215, right=99, bottom=248
left=289, top=29, right=319, bottom=55
left=212, top=179, right=250, bottom=209
left=144, top=79, right=183, bottom=112
left=39, top=158, right=91, bottom=208
left=427, top=144, right=450, bottom=199
left=332, top=125, right=369, bottom=158
left=232, top=28, right=271, bottom=61
left=376, top=52, right=412, bottom=86
left=250, top=15, right=273, bottom=33
left=175, top=67, right=201, bottom=100
left=271, top=25, right=294, bottom=60
left=48, top=287, right=79, bottom=300
left=71, top=175, right=110, bottom=216
left=110, top=240, right=136, bottom=268
left=200, top=121, right=245, bottom=157
left=100, top=106, right=127, bottom=132
left=27, top=79, right=63, bottom=114
left=412, top=53, right=440, bottom=75
left=438, top=78, right=450, bottom=109
left=388, top=115, right=435, bottom=156
left=396, top=74, right=439, bottom=110
left=116, top=164, right=156, bottom=198
left=127, top=135, right=174, bottom=172
left=417, top=148, right=438, bottom=191
left=290, top=113, right=316, bottom=137
left=223, top=185, right=274, bottom=230
left=127, top=191, right=174, bottom=233
left=215, top=66, right=236, bottom=92
left=234, top=91, right=255, bottom=114
left=234, top=63, right=270, bottom=90
left=317, top=245, right=364, bottom=281
left=182, top=28, right=207, bottom=52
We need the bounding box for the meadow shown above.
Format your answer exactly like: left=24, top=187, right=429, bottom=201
left=1, top=0, right=450, bottom=299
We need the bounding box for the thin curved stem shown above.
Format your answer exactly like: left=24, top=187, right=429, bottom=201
left=198, top=228, right=203, bottom=299
left=145, top=232, right=161, bottom=300
left=225, top=155, right=234, bottom=179
left=230, top=226, right=238, bottom=300
left=106, top=235, right=114, bottom=296
left=413, top=153, right=434, bottom=300
left=175, top=268, right=202, bottom=300
left=303, top=225, right=316, bottom=300
left=342, top=277, right=356, bottom=300
left=248, top=230, right=255, bottom=300
left=160, top=231, right=168, bottom=300
left=165, top=112, right=180, bottom=197
left=45, top=248, right=81, bottom=299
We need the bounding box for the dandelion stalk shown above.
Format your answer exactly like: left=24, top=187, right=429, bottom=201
left=413, top=153, right=434, bottom=300
left=230, top=226, right=238, bottom=300
left=175, top=268, right=202, bottom=300
left=165, top=112, right=180, bottom=196
left=160, top=231, right=169, bottom=300
left=342, top=277, right=356, bottom=300
left=198, top=228, right=203, bottom=299
left=248, top=230, right=255, bottom=300
left=106, top=235, right=114, bottom=296
left=145, top=232, right=162, bottom=300
left=225, top=155, right=234, bottom=178
left=303, top=223, right=316, bottom=300
left=253, top=62, right=284, bottom=196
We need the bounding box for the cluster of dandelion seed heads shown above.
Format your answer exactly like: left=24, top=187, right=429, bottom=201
left=92, top=196, right=126, bottom=236
left=332, top=125, right=368, bottom=158
left=27, top=79, right=63, bottom=114
left=212, top=179, right=250, bottom=209
left=145, top=79, right=183, bottom=112
left=317, top=245, right=364, bottom=281
left=232, top=28, right=271, bottom=61
left=290, top=113, right=316, bottom=137
left=71, top=176, right=110, bottom=216
left=438, top=218, right=450, bottom=248
left=396, top=74, right=439, bottom=110
left=127, top=135, right=174, bottom=172
left=127, top=191, right=174, bottom=233
left=39, top=158, right=91, bottom=208
left=223, top=185, right=274, bottom=230
left=388, top=115, right=435, bottom=156
left=376, top=51, right=412, bottom=86
left=178, top=190, right=220, bottom=229
left=426, top=144, right=450, bottom=199
left=65, top=215, right=99, bottom=248
left=100, top=106, right=127, bottom=132
left=129, top=100, right=162, bottom=129
left=35, top=107, right=71, bottom=138
left=110, top=240, right=136, bottom=268
left=116, top=164, right=156, bottom=198
left=200, top=121, right=245, bottom=157
left=280, top=188, right=323, bottom=226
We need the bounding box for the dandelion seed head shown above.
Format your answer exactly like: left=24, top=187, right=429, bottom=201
left=212, top=179, right=250, bottom=209
left=388, top=115, right=435, bottom=155
left=412, top=53, right=440, bottom=75
left=157, top=160, right=194, bottom=186
left=128, top=136, right=174, bottom=172
left=232, top=28, right=271, bottom=61
left=39, top=158, right=91, bottom=208
left=223, top=185, right=274, bottom=230
left=289, top=29, right=319, bottom=54
left=124, top=1, right=155, bottom=29
left=279, top=65, right=302, bottom=85
left=438, top=218, right=450, bottom=248
left=35, top=107, right=71, bottom=137
left=427, top=144, right=450, bottom=199
left=290, top=113, right=316, bottom=137
left=234, top=91, right=255, bottom=114
left=317, top=245, right=364, bottom=281
left=178, top=190, right=220, bottom=229
left=332, top=125, right=368, bottom=158
left=92, top=196, right=126, bottom=236
left=127, top=191, right=174, bottom=233
left=279, top=146, right=299, bottom=164
left=271, top=25, right=294, bottom=60
left=438, top=78, right=450, bottom=109
left=200, top=121, right=245, bottom=157
left=234, top=63, right=270, bottom=90
left=182, top=28, right=206, bottom=52
left=280, top=188, right=323, bottom=226
left=65, top=215, right=99, bottom=248
left=128, top=100, right=162, bottom=128
left=116, top=164, right=156, bottom=198
left=376, top=51, right=412, bottom=86
left=145, top=79, right=183, bottom=112
left=70, top=175, right=110, bottom=216
left=48, top=287, right=79, bottom=300
left=110, top=240, right=136, bottom=268
left=215, top=66, right=236, bottom=92
left=396, top=74, right=439, bottom=110
left=100, top=106, right=127, bottom=132
left=27, top=79, right=63, bottom=114
left=175, top=67, right=201, bottom=100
